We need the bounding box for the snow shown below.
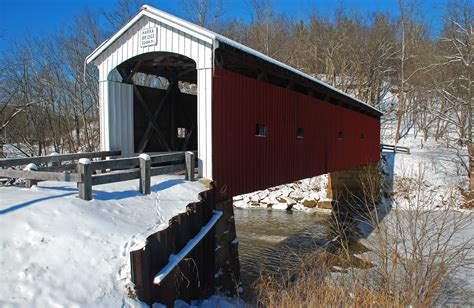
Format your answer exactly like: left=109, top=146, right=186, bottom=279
left=139, top=153, right=151, bottom=161
left=78, top=158, right=91, bottom=165
left=381, top=129, right=469, bottom=211
left=153, top=210, right=222, bottom=285
left=23, top=163, right=38, bottom=171
left=0, top=175, right=207, bottom=307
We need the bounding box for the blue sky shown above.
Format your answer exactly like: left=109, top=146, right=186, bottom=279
left=0, top=0, right=450, bottom=52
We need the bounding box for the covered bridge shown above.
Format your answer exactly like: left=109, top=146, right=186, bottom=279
left=86, top=5, right=382, bottom=198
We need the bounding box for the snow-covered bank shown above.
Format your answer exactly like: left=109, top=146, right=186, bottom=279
left=233, top=174, right=332, bottom=212
left=0, top=175, right=206, bottom=307
left=384, top=132, right=469, bottom=210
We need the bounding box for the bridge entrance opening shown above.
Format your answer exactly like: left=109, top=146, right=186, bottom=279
left=115, top=52, right=198, bottom=154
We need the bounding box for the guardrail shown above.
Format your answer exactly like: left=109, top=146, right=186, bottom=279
left=0, top=151, right=196, bottom=200
left=380, top=143, right=410, bottom=154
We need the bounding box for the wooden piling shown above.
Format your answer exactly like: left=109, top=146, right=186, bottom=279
left=78, top=159, right=92, bottom=201
left=185, top=151, right=195, bottom=181
left=139, top=154, right=151, bottom=195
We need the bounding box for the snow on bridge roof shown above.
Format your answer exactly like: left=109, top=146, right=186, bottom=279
left=86, top=5, right=382, bottom=117
left=0, top=175, right=206, bottom=306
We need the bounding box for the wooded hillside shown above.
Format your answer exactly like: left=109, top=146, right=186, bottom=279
left=0, top=0, right=471, bottom=176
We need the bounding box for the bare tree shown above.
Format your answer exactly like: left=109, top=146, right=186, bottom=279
left=179, top=0, right=223, bottom=30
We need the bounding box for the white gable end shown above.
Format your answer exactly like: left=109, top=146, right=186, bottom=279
left=94, top=14, right=214, bottom=81
left=89, top=8, right=214, bottom=179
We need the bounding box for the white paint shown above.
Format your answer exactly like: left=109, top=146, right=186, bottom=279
left=99, top=81, right=134, bottom=158
left=91, top=10, right=213, bottom=179
left=140, top=27, right=157, bottom=47
left=153, top=210, right=223, bottom=285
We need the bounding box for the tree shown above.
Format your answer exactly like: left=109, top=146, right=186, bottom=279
left=179, top=0, right=223, bottom=30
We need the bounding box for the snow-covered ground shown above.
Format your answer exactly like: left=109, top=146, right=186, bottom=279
left=0, top=175, right=207, bottom=307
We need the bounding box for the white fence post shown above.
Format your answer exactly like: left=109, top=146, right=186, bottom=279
left=139, top=154, right=151, bottom=194
left=185, top=151, right=195, bottom=181
left=78, top=158, right=92, bottom=201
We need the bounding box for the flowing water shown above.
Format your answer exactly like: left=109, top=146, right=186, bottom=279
left=234, top=208, right=334, bottom=302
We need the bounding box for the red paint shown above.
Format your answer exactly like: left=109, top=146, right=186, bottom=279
left=212, top=68, right=380, bottom=198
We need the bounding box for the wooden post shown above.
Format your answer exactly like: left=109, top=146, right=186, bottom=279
left=185, top=151, right=195, bottom=181
left=139, top=154, right=151, bottom=195
left=24, top=163, right=38, bottom=188
left=78, top=158, right=92, bottom=201
left=50, top=152, right=60, bottom=167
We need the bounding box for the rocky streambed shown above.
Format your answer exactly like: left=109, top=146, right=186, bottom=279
left=233, top=174, right=334, bottom=211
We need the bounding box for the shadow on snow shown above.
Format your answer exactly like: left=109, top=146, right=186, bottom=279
left=0, top=179, right=185, bottom=215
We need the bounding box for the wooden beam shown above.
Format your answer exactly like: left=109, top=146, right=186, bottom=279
left=149, top=152, right=185, bottom=164
left=134, top=85, right=172, bottom=152
left=126, top=60, right=144, bottom=83
left=89, top=157, right=140, bottom=171
left=139, top=155, right=151, bottom=195
left=182, top=125, right=195, bottom=151
left=185, top=151, right=195, bottom=181
left=150, top=164, right=185, bottom=176
left=0, top=150, right=121, bottom=168
left=136, top=82, right=178, bottom=152
left=92, top=169, right=141, bottom=186
left=257, top=71, right=267, bottom=81
left=78, top=162, right=92, bottom=200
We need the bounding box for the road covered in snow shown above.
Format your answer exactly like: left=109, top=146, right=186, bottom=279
left=0, top=175, right=207, bottom=307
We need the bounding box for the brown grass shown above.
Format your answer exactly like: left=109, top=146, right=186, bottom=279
left=255, top=163, right=473, bottom=307
left=255, top=252, right=403, bottom=307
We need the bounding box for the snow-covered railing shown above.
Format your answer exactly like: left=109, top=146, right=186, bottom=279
left=380, top=143, right=410, bottom=154
left=153, top=210, right=222, bottom=285
left=78, top=151, right=196, bottom=200
left=0, top=151, right=197, bottom=200
left=0, top=150, right=121, bottom=187
left=0, top=150, right=121, bottom=169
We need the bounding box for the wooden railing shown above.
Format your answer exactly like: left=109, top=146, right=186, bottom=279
left=380, top=143, right=410, bottom=154
left=0, top=151, right=196, bottom=200
left=0, top=150, right=121, bottom=168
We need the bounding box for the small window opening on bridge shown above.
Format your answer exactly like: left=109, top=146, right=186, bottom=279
left=256, top=123, right=267, bottom=137
left=338, top=131, right=343, bottom=140
left=177, top=127, right=186, bottom=139
left=297, top=128, right=304, bottom=139
left=361, top=133, right=365, bottom=140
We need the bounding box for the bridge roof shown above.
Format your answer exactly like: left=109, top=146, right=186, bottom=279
left=87, top=5, right=383, bottom=117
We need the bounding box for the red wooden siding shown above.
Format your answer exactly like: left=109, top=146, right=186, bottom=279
left=212, top=68, right=380, bottom=198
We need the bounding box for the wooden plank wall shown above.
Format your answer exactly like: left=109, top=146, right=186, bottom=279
left=212, top=68, right=381, bottom=199
left=130, top=185, right=217, bottom=307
